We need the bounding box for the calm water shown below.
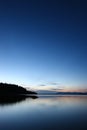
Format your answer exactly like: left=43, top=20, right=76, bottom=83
left=0, top=95, right=87, bottom=130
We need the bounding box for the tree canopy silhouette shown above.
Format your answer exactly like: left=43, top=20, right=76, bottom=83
left=0, top=83, right=37, bottom=96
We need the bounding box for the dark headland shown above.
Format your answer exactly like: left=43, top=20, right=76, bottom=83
left=0, top=83, right=37, bottom=104
left=0, top=83, right=37, bottom=96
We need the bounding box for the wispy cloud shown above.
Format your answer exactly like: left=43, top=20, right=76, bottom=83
left=39, top=84, right=46, bottom=86
left=51, top=88, right=64, bottom=91
left=38, top=82, right=60, bottom=87
left=47, top=82, right=60, bottom=86
left=36, top=81, right=64, bottom=92
left=31, top=82, right=87, bottom=92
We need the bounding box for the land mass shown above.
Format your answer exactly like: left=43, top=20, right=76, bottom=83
left=37, top=90, right=87, bottom=95
left=0, top=83, right=37, bottom=104
left=0, top=83, right=37, bottom=96
left=56, top=92, right=87, bottom=95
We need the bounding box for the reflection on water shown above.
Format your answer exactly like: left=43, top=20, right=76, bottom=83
left=0, top=95, right=38, bottom=105
left=0, top=96, right=87, bottom=130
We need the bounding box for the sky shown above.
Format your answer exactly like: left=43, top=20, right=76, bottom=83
left=0, top=0, right=87, bottom=91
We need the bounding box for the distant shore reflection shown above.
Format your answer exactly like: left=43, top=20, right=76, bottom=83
left=0, top=95, right=38, bottom=105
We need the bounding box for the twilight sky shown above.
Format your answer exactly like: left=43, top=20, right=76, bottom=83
left=0, top=0, right=87, bottom=91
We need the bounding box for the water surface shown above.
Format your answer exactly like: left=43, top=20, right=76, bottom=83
left=0, top=95, right=87, bottom=130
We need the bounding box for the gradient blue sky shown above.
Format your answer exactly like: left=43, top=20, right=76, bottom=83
left=0, top=0, right=87, bottom=90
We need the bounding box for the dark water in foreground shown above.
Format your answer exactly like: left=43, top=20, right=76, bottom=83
left=0, top=95, right=87, bottom=130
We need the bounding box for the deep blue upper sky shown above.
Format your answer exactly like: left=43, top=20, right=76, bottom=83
left=0, top=0, right=87, bottom=89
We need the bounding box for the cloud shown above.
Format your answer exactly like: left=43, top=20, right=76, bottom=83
left=35, top=81, right=65, bottom=92
left=38, top=81, right=60, bottom=86
left=46, top=82, right=62, bottom=86
left=38, top=84, right=46, bottom=86
left=51, top=88, right=64, bottom=91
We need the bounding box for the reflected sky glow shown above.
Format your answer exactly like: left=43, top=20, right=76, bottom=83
left=0, top=96, right=87, bottom=130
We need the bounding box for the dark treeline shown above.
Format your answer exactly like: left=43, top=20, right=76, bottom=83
left=0, top=83, right=37, bottom=95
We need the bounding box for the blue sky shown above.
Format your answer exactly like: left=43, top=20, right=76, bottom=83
left=0, top=0, right=87, bottom=90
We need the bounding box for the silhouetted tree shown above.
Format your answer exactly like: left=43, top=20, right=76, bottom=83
left=0, top=83, right=37, bottom=95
